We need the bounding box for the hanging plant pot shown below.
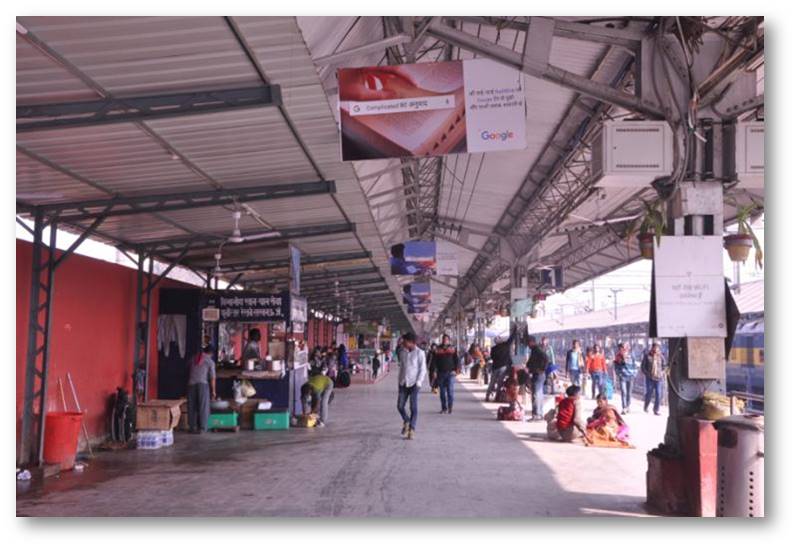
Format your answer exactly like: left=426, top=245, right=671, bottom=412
left=638, top=233, right=655, bottom=260
left=724, top=233, right=754, bottom=262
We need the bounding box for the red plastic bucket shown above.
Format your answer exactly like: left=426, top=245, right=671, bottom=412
left=43, top=412, right=83, bottom=470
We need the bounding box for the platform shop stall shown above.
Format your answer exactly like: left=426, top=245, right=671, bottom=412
left=347, top=322, right=390, bottom=383
left=156, top=288, right=309, bottom=432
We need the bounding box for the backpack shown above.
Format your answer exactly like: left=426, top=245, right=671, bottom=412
left=336, top=370, right=351, bottom=388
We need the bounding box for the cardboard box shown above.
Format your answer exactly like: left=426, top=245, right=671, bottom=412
left=136, top=399, right=184, bottom=431
left=231, top=398, right=270, bottom=430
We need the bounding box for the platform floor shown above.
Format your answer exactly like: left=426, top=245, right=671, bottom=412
left=17, top=369, right=667, bottom=517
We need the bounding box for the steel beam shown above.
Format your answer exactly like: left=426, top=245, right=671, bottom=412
left=137, top=222, right=354, bottom=256
left=40, top=181, right=337, bottom=223
left=313, top=34, right=413, bottom=67
left=17, top=86, right=282, bottom=132
left=203, top=251, right=372, bottom=274
left=426, top=21, right=664, bottom=119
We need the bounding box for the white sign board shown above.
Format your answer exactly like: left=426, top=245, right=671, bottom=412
left=436, top=241, right=459, bottom=276
left=463, top=58, right=527, bottom=153
left=654, top=236, right=727, bottom=337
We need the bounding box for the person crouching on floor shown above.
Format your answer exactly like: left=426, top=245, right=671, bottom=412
left=301, top=366, right=334, bottom=428
left=546, top=385, right=589, bottom=444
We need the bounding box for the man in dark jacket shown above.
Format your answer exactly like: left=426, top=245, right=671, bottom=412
left=486, top=325, right=517, bottom=402
left=431, top=334, right=459, bottom=413
left=641, top=342, right=666, bottom=415
left=526, top=336, right=549, bottom=420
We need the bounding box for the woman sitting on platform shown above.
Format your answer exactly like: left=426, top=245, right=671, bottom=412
left=585, top=394, right=632, bottom=448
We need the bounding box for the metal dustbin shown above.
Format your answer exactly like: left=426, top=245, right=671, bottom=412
left=713, top=414, right=764, bottom=517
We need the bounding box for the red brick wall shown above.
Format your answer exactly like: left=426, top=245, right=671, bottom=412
left=16, top=240, right=190, bottom=448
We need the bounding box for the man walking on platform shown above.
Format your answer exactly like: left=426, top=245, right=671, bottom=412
left=565, top=340, right=585, bottom=388
left=431, top=334, right=459, bottom=414
left=613, top=342, right=638, bottom=414
left=397, top=333, right=426, bottom=440
left=641, top=342, right=667, bottom=415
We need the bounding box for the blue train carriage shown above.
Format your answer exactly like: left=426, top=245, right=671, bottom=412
left=726, top=318, right=764, bottom=412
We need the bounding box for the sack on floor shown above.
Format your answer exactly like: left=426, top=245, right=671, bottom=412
left=497, top=405, right=523, bottom=421
left=297, top=413, right=318, bottom=428
left=603, top=377, right=614, bottom=400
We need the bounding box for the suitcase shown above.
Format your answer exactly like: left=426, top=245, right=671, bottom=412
left=470, top=365, right=480, bottom=380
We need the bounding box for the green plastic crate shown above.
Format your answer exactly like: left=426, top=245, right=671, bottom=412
left=254, top=409, right=290, bottom=431
left=208, top=411, right=238, bottom=429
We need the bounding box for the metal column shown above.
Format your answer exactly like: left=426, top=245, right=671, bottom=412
left=18, top=210, right=58, bottom=466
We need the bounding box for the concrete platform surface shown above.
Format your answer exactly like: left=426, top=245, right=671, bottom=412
left=16, top=369, right=666, bottom=517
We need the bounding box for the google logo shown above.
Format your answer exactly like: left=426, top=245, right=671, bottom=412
left=481, top=130, right=514, bottom=141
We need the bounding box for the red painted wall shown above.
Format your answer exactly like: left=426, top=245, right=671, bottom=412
left=16, top=240, right=189, bottom=449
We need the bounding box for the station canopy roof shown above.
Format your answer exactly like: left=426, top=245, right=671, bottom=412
left=16, top=17, right=764, bottom=333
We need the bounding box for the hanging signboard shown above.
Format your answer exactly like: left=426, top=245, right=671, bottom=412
left=289, top=244, right=301, bottom=295
left=339, top=59, right=526, bottom=161
left=436, top=241, right=459, bottom=276
left=653, top=236, right=727, bottom=337
left=204, top=292, right=287, bottom=322
left=390, top=240, right=436, bottom=275
left=402, top=281, right=431, bottom=305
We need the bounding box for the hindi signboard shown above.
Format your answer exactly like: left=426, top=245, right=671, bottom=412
left=204, top=292, right=287, bottom=322
left=653, top=236, right=727, bottom=338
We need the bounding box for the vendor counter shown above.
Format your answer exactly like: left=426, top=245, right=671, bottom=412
left=215, top=364, right=309, bottom=416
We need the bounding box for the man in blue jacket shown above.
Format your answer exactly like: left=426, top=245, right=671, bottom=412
left=613, top=342, right=638, bottom=414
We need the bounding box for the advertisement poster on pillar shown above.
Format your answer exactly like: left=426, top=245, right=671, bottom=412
left=338, top=59, right=526, bottom=161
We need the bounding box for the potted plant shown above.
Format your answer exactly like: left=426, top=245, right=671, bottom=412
left=724, top=203, right=763, bottom=267
left=630, top=200, right=667, bottom=260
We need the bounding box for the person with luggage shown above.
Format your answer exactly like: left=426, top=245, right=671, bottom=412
left=525, top=336, right=549, bottom=420
left=586, top=344, right=608, bottom=399
left=641, top=342, right=667, bottom=415
left=613, top=342, right=639, bottom=414
left=301, top=366, right=334, bottom=428
left=565, top=339, right=585, bottom=388
left=468, top=343, right=486, bottom=385
left=431, top=334, right=459, bottom=414
left=397, top=333, right=427, bottom=440
left=486, top=325, right=517, bottom=402
left=541, top=336, right=557, bottom=394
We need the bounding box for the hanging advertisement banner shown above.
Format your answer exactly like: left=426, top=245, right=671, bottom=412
left=402, top=281, right=432, bottom=306
left=339, top=59, right=525, bottom=161
left=390, top=240, right=436, bottom=275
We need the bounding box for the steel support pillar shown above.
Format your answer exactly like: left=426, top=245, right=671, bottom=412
left=18, top=210, right=58, bottom=466
left=132, top=251, right=155, bottom=405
